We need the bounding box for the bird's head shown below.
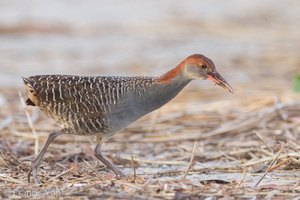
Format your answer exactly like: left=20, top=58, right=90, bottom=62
left=158, top=54, right=234, bottom=93
left=183, top=54, right=233, bottom=93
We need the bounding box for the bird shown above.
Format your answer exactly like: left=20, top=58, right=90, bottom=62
left=23, top=54, right=233, bottom=184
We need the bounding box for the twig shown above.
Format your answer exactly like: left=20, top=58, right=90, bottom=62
left=131, top=155, right=137, bottom=183
left=269, top=158, right=290, bottom=171
left=218, top=150, right=237, bottom=161
left=47, top=167, right=75, bottom=182
left=291, top=179, right=300, bottom=190
left=82, top=159, right=105, bottom=181
left=255, top=145, right=285, bottom=187
left=254, top=130, right=272, bottom=152
left=0, top=176, right=23, bottom=184
left=116, top=180, right=145, bottom=191
left=259, top=148, right=275, bottom=157
left=200, top=101, right=300, bottom=139
left=121, top=156, right=189, bottom=166
left=130, top=101, right=300, bottom=143
left=237, top=166, right=247, bottom=187
left=129, top=129, right=196, bottom=143
left=244, top=155, right=285, bottom=167
left=18, top=91, right=39, bottom=155
left=0, top=150, right=9, bottom=168
left=288, top=153, right=300, bottom=158
left=183, top=142, right=198, bottom=179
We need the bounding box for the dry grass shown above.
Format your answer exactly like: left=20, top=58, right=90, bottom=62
left=0, top=81, right=300, bottom=199
left=0, top=1, right=299, bottom=198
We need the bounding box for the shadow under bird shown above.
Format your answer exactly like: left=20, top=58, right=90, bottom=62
left=23, top=54, right=233, bottom=184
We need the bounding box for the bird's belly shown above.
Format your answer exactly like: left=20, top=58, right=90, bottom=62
left=106, top=101, right=158, bottom=133
left=38, top=104, right=110, bottom=136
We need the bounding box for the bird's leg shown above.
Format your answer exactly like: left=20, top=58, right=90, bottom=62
left=94, top=143, right=126, bottom=177
left=28, top=130, right=62, bottom=184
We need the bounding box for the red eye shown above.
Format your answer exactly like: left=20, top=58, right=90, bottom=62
left=200, top=63, right=207, bottom=69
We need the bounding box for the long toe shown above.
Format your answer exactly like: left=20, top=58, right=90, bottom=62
left=33, top=176, right=42, bottom=184
left=116, top=169, right=126, bottom=178
left=27, top=168, right=32, bottom=183
left=33, top=167, right=42, bottom=184
left=104, top=162, right=126, bottom=177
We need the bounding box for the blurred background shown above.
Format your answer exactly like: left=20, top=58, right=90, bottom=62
left=0, top=1, right=300, bottom=194
left=0, top=0, right=299, bottom=94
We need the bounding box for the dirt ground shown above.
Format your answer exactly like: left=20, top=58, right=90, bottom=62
left=1, top=0, right=300, bottom=199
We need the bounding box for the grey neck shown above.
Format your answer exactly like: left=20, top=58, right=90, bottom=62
left=106, top=73, right=192, bottom=133
left=142, top=75, right=191, bottom=113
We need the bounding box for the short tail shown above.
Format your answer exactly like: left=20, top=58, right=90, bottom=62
left=25, top=98, right=36, bottom=106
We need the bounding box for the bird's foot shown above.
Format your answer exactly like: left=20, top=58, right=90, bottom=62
left=28, top=165, right=43, bottom=184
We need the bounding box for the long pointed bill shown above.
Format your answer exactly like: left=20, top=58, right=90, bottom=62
left=207, top=71, right=234, bottom=93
